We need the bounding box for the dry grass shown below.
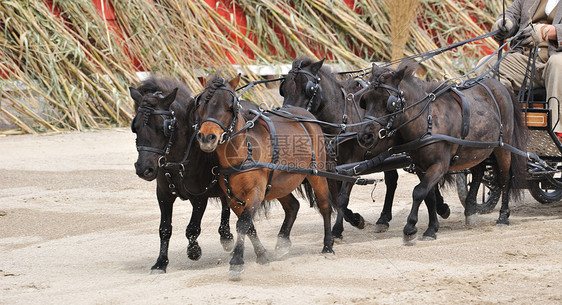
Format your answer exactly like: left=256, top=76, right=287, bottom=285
left=0, top=0, right=510, bottom=134
left=387, top=0, right=420, bottom=63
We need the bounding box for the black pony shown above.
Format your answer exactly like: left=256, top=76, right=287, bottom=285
left=279, top=58, right=451, bottom=236
left=130, top=76, right=234, bottom=273
left=357, top=61, right=527, bottom=242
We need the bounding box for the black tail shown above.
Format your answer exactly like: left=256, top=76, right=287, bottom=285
left=296, top=179, right=335, bottom=213
left=508, top=90, right=528, bottom=200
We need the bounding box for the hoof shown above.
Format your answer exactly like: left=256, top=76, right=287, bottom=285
left=274, top=239, right=291, bottom=259
left=354, top=215, right=365, bottom=229
left=256, top=253, right=270, bottom=265
left=437, top=204, right=451, bottom=219
left=187, top=243, right=202, bottom=261
left=220, top=237, right=235, bottom=252
left=465, top=214, right=478, bottom=226
left=229, top=265, right=244, bottom=281
left=402, top=233, right=417, bottom=246
left=321, top=245, right=335, bottom=254
left=421, top=234, right=437, bottom=241
left=347, top=213, right=365, bottom=229
left=150, top=268, right=166, bottom=275
left=274, top=246, right=290, bottom=259
left=374, top=223, right=389, bottom=233
left=496, top=219, right=510, bottom=226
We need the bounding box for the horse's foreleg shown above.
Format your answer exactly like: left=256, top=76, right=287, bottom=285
left=404, top=165, right=445, bottom=244
left=218, top=196, right=234, bottom=251
left=247, top=222, right=269, bottom=265
left=375, top=169, right=399, bottom=233
left=332, top=180, right=363, bottom=238
left=422, top=188, right=439, bottom=240
left=151, top=191, right=175, bottom=274
left=434, top=186, right=450, bottom=219
left=185, top=197, right=207, bottom=261
left=275, top=194, right=300, bottom=257
left=341, top=183, right=365, bottom=229
left=229, top=207, right=251, bottom=279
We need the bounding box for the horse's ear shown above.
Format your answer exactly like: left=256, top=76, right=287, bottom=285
left=162, top=88, right=178, bottom=108
left=310, top=58, right=325, bottom=75
left=227, top=73, right=241, bottom=90
left=291, top=59, right=301, bottom=69
left=203, top=74, right=214, bottom=88
left=396, top=60, right=418, bottom=80
left=129, top=87, right=142, bottom=110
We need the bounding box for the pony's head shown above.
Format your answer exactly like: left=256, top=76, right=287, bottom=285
left=130, top=81, right=179, bottom=181
left=195, top=74, right=241, bottom=153
left=357, top=62, right=416, bottom=149
left=279, top=58, right=325, bottom=112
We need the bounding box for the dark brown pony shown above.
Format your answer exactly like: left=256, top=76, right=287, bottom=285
left=130, top=76, right=234, bottom=273
left=195, top=74, right=335, bottom=279
left=357, top=61, right=527, bottom=243
left=279, top=57, right=451, bottom=236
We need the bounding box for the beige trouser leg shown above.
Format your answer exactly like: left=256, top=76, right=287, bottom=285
left=543, top=52, right=562, bottom=132
left=475, top=52, right=562, bottom=132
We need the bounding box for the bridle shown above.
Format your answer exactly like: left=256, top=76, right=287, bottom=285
left=279, top=61, right=322, bottom=112
left=194, top=82, right=241, bottom=145
left=131, top=93, right=177, bottom=158
left=361, top=80, right=407, bottom=140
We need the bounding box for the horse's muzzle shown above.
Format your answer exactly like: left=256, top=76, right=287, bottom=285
left=197, top=132, right=218, bottom=152
left=135, top=162, right=157, bottom=181
left=357, top=123, right=377, bottom=149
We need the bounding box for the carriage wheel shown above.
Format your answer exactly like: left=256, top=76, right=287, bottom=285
left=455, top=163, right=502, bottom=214
left=528, top=162, right=562, bottom=204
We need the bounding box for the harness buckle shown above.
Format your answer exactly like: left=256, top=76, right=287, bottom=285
left=218, top=132, right=227, bottom=144
left=428, top=93, right=436, bottom=102
left=179, top=163, right=185, bottom=178
left=353, top=165, right=361, bottom=176
left=211, top=166, right=219, bottom=176
left=378, top=128, right=388, bottom=139
left=158, top=156, right=166, bottom=168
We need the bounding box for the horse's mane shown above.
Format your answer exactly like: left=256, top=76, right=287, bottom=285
left=372, top=61, right=441, bottom=92
left=400, top=61, right=443, bottom=92
left=136, top=76, right=193, bottom=108
left=202, top=76, right=227, bottom=105
left=295, top=56, right=341, bottom=85
left=134, top=76, right=195, bottom=126
left=137, top=76, right=192, bottom=99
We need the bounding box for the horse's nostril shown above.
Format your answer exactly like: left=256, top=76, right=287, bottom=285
left=208, top=134, right=216, bottom=142
left=197, top=132, right=204, bottom=141
left=144, top=168, right=153, bottom=177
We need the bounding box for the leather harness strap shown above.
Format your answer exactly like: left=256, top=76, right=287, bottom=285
left=450, top=88, right=471, bottom=139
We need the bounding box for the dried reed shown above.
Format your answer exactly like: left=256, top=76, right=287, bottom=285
left=0, top=0, right=511, bottom=134
left=387, top=0, right=420, bottom=63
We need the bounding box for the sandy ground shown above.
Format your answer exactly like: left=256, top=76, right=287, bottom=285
left=1, top=128, right=561, bottom=305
